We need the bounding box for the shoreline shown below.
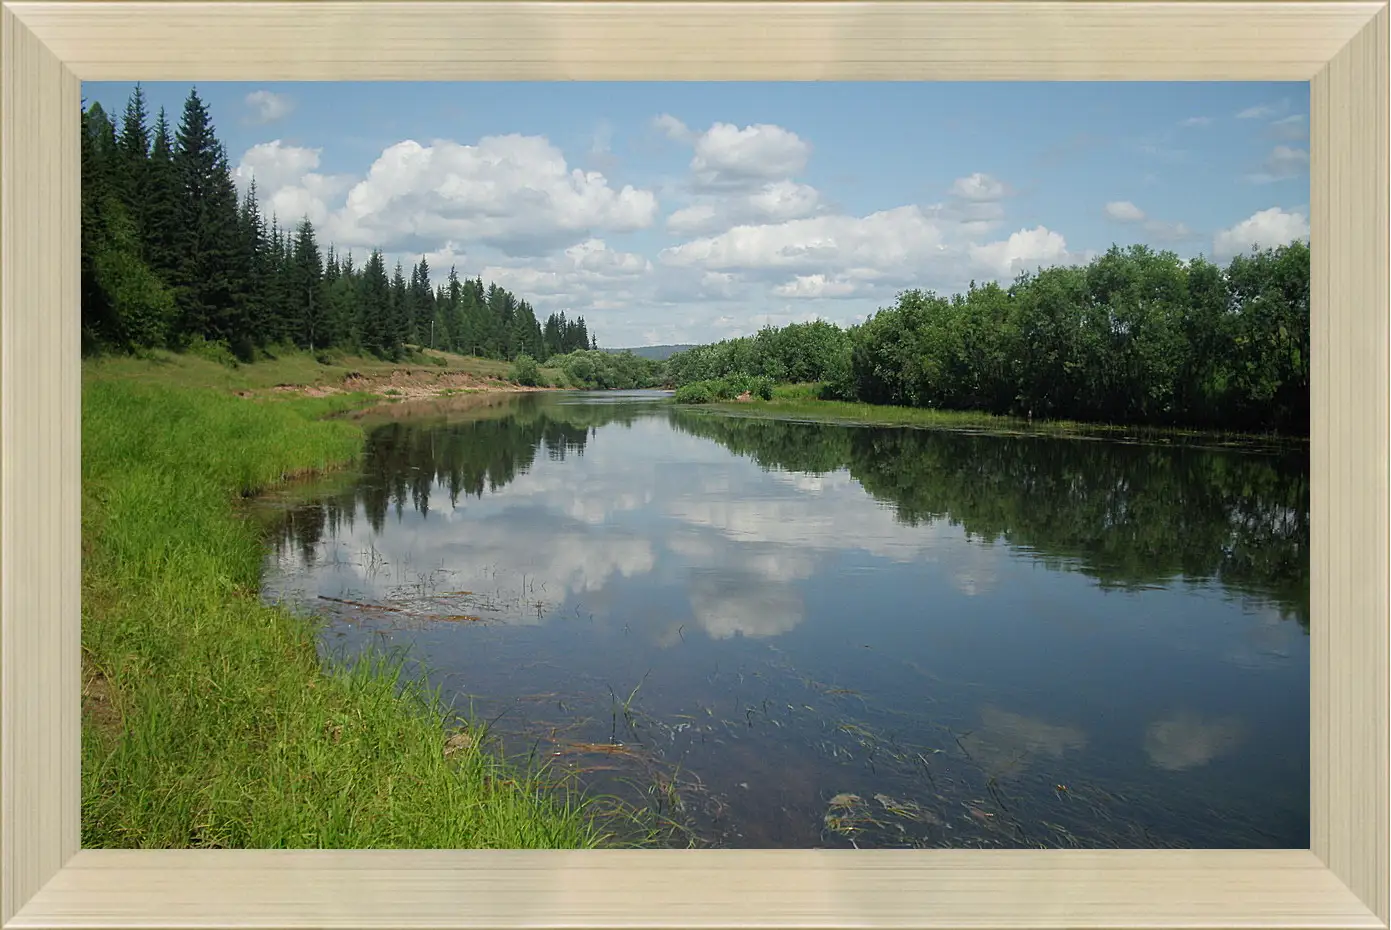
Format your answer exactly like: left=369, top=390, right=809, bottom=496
left=240, top=368, right=563, bottom=401
left=80, top=362, right=615, bottom=849
left=673, top=387, right=1308, bottom=455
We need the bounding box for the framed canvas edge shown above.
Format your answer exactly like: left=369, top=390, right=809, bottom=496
left=1, top=2, right=1387, bottom=929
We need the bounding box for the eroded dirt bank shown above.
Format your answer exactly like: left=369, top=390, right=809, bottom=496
left=237, top=367, right=556, bottom=400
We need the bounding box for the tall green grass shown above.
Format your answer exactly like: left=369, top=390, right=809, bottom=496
left=82, top=376, right=608, bottom=848
left=81, top=346, right=566, bottom=394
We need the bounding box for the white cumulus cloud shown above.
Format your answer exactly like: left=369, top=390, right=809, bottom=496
left=688, top=121, right=811, bottom=190
left=652, top=113, right=695, bottom=143
left=476, top=239, right=654, bottom=322
left=666, top=179, right=823, bottom=235
left=1104, top=200, right=1147, bottom=222
left=327, top=135, right=658, bottom=257
left=236, top=134, right=659, bottom=258
left=658, top=119, right=824, bottom=236
left=969, top=226, right=1078, bottom=278
left=1213, top=207, right=1309, bottom=259
left=660, top=206, right=946, bottom=278
left=950, top=172, right=1008, bottom=202
left=244, top=90, right=294, bottom=125
left=233, top=141, right=353, bottom=227
left=772, top=274, right=863, bottom=299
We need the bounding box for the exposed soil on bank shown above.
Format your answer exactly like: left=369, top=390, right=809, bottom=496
left=234, top=367, right=558, bottom=400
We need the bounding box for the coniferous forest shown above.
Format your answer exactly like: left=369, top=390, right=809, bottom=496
left=80, top=85, right=598, bottom=363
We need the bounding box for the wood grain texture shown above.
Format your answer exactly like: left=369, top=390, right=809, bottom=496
left=4, top=1, right=1384, bottom=81
left=1310, top=7, right=1391, bottom=925
left=0, top=5, right=82, bottom=926
left=8, top=850, right=1385, bottom=929
left=0, top=2, right=1387, bottom=929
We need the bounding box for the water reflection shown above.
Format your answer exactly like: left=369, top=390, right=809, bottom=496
left=259, top=391, right=1309, bottom=849
left=669, top=410, right=1309, bottom=626
left=1144, top=712, right=1245, bottom=772
left=959, top=707, right=1089, bottom=782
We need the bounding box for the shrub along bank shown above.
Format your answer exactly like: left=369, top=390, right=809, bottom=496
left=663, top=241, right=1311, bottom=436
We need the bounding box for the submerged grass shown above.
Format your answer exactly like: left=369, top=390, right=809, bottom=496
left=81, top=369, right=608, bottom=848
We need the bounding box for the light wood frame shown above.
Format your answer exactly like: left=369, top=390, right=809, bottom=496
left=1, top=1, right=1387, bottom=928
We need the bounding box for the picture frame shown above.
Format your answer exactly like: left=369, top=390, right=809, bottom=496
left=2, top=2, right=1386, bottom=928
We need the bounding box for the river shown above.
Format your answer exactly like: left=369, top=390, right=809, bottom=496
left=257, top=389, right=1310, bottom=849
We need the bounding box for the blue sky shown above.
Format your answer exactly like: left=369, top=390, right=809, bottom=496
left=83, top=82, right=1310, bottom=348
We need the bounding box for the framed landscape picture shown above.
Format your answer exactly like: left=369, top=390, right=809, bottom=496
left=1, top=3, right=1386, bottom=930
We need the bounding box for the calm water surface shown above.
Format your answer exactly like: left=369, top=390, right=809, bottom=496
left=258, top=390, right=1310, bottom=849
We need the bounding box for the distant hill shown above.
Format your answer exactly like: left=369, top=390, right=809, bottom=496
left=608, top=344, right=699, bottom=361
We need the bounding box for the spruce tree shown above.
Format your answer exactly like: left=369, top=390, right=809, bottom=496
left=326, top=249, right=360, bottom=350
left=359, top=250, right=391, bottom=356
left=542, top=314, right=561, bottom=360
left=291, top=218, right=325, bottom=352
left=145, top=107, right=181, bottom=282
left=81, top=102, right=118, bottom=348
left=445, top=266, right=466, bottom=354
left=410, top=256, right=434, bottom=348
left=388, top=261, right=408, bottom=358
left=509, top=299, right=540, bottom=359
left=266, top=218, right=288, bottom=345
left=173, top=87, right=243, bottom=348
left=117, top=84, right=152, bottom=242
left=238, top=181, right=270, bottom=343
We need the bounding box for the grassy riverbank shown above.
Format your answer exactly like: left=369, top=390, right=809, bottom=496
left=691, top=383, right=1307, bottom=450
left=81, top=363, right=608, bottom=848
left=83, top=344, right=569, bottom=396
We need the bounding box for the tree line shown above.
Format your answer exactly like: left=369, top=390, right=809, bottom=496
left=665, top=241, right=1311, bottom=435
left=81, top=85, right=600, bottom=363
